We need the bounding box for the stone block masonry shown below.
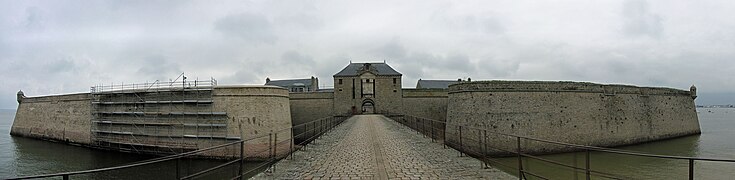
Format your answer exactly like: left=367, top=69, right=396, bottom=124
left=446, top=81, right=700, bottom=155
left=11, top=93, right=92, bottom=145
left=255, top=115, right=514, bottom=179
left=11, top=85, right=293, bottom=159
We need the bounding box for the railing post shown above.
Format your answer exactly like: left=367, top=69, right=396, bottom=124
left=319, top=118, right=323, bottom=138
left=430, top=121, right=435, bottom=142
left=239, top=141, right=244, bottom=180
left=290, top=131, right=294, bottom=160
left=689, top=159, right=694, bottom=180
left=459, top=126, right=463, bottom=157
left=517, top=137, right=523, bottom=180
left=312, top=121, right=316, bottom=143
left=274, top=132, right=278, bottom=159
left=443, top=125, right=447, bottom=149
left=422, top=119, right=426, bottom=137
left=585, top=149, right=591, bottom=180
left=415, top=118, right=419, bottom=134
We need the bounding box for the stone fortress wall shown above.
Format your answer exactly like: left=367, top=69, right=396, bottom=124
left=10, top=61, right=701, bottom=158
left=288, top=91, right=334, bottom=142
left=445, top=81, right=700, bottom=155
left=11, top=93, right=92, bottom=145
left=400, top=89, right=449, bottom=121
left=11, top=85, right=292, bottom=159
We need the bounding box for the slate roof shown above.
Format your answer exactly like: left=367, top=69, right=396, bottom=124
left=265, top=78, right=312, bottom=88
left=416, top=79, right=461, bottom=89
left=333, top=63, right=402, bottom=77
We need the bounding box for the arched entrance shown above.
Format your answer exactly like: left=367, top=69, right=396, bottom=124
left=361, top=99, right=375, bottom=114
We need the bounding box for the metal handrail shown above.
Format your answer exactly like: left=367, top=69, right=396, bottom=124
left=91, top=78, right=217, bottom=94
left=386, top=113, right=735, bottom=180
left=6, top=114, right=350, bottom=180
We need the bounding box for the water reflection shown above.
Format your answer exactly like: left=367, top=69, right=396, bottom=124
left=491, top=108, right=735, bottom=179
left=0, top=110, right=267, bottom=179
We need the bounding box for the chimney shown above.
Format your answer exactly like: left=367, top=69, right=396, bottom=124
left=467, top=77, right=471, bottom=82
left=311, top=76, right=319, bottom=91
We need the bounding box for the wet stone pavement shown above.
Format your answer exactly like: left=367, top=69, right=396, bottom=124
left=253, top=115, right=514, bottom=180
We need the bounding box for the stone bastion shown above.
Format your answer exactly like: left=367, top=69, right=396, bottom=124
left=445, top=81, right=700, bottom=156
left=11, top=85, right=292, bottom=159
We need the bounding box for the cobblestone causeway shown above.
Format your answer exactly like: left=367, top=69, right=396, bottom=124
left=254, top=115, right=514, bottom=179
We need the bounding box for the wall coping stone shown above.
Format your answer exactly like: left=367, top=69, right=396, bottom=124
left=449, top=80, right=690, bottom=95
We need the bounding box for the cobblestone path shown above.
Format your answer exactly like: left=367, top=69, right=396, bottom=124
left=254, top=115, right=514, bottom=179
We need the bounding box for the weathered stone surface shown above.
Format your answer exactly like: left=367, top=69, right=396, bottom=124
left=255, top=115, right=514, bottom=179
left=401, top=89, right=448, bottom=121
left=214, top=85, right=293, bottom=159
left=446, top=81, right=701, bottom=155
left=11, top=93, right=92, bottom=144
left=11, top=85, right=293, bottom=159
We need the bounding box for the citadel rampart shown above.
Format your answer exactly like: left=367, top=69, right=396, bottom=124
left=287, top=91, right=334, bottom=142
left=401, top=89, right=448, bottom=121
left=11, top=85, right=292, bottom=159
left=445, top=81, right=701, bottom=155
left=11, top=93, right=92, bottom=144
left=289, top=92, right=334, bottom=126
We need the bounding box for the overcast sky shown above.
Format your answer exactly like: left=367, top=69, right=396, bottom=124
left=1, top=0, right=734, bottom=109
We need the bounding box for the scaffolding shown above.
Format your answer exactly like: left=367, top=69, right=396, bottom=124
left=90, top=75, right=231, bottom=155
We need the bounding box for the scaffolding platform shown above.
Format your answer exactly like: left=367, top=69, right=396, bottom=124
left=90, top=77, right=232, bottom=155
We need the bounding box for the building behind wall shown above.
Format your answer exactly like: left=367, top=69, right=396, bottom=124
left=265, top=76, right=319, bottom=92
left=332, top=62, right=403, bottom=115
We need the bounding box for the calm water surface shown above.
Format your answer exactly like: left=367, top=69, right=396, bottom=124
left=1, top=108, right=734, bottom=179
left=0, top=109, right=266, bottom=179
left=493, top=108, right=735, bottom=179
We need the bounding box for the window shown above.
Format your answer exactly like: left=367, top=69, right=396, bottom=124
left=393, top=78, right=397, bottom=84
left=338, top=79, right=343, bottom=84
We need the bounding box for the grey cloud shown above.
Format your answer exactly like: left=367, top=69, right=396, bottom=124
left=214, top=13, right=276, bottom=44
left=222, top=67, right=260, bottom=85
left=370, top=40, right=475, bottom=76
left=23, top=6, right=44, bottom=32
left=46, top=57, right=76, bottom=73
left=480, top=17, right=505, bottom=34
left=476, top=58, right=520, bottom=78
left=621, top=0, right=663, bottom=38
left=463, top=15, right=505, bottom=34
left=2, top=0, right=735, bottom=108
left=281, top=51, right=316, bottom=66
left=276, top=13, right=323, bottom=31
left=394, top=52, right=477, bottom=80
left=443, top=54, right=474, bottom=72
left=371, top=39, right=406, bottom=59
left=136, top=55, right=182, bottom=81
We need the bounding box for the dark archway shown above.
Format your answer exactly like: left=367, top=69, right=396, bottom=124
left=361, top=99, right=375, bottom=114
